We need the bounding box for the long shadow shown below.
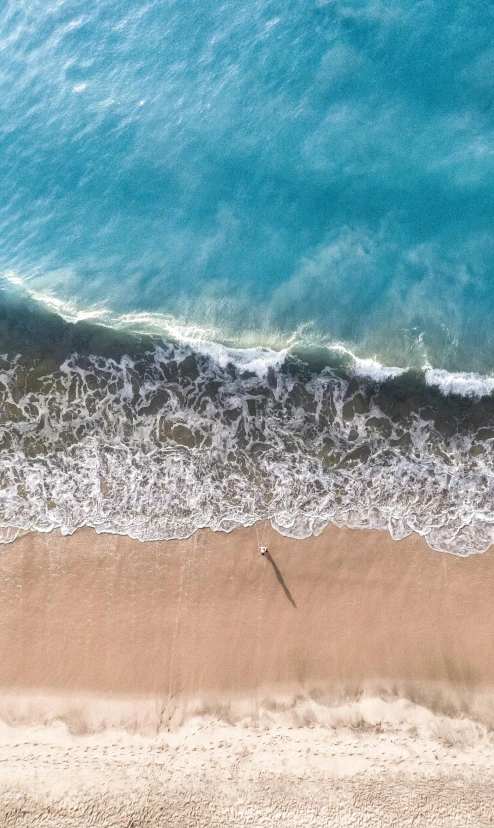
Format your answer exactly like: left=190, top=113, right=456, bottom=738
left=264, top=551, right=297, bottom=608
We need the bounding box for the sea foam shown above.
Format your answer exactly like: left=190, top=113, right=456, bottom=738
left=1, top=332, right=494, bottom=555
left=425, top=368, right=494, bottom=399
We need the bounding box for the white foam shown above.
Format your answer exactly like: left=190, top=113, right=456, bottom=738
left=352, top=357, right=405, bottom=382
left=184, top=340, right=287, bottom=378
left=0, top=341, right=493, bottom=556
left=321, top=343, right=406, bottom=382
left=2, top=271, right=111, bottom=325
left=425, top=368, right=494, bottom=398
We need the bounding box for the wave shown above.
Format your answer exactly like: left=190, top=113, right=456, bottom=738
left=2, top=298, right=494, bottom=555
left=4, top=269, right=494, bottom=395
left=424, top=368, right=494, bottom=399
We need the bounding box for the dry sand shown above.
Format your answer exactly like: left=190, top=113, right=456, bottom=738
left=1, top=523, right=494, bottom=825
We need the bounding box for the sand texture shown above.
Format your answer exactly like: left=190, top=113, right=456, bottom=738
left=1, top=706, right=494, bottom=828
left=1, top=523, right=494, bottom=825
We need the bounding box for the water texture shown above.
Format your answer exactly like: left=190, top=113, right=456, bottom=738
left=1, top=0, right=494, bottom=367
left=1, top=1, right=494, bottom=551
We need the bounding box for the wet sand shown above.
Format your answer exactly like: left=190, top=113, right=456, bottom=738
left=1, top=523, right=494, bottom=826
left=0, top=522, right=494, bottom=717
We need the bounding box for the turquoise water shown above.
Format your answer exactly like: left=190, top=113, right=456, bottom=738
left=1, top=0, right=494, bottom=553
left=1, top=0, right=494, bottom=369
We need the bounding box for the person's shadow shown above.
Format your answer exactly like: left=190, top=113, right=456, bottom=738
left=264, top=551, right=296, bottom=608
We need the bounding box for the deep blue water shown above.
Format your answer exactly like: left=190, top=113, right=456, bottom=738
left=1, top=0, right=494, bottom=370
left=2, top=0, right=494, bottom=553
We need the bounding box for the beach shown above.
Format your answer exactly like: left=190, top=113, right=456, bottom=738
left=2, top=1, right=494, bottom=824
left=1, top=524, right=494, bottom=825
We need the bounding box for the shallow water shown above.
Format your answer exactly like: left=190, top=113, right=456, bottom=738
left=1, top=1, right=494, bottom=551
left=0, top=297, right=494, bottom=553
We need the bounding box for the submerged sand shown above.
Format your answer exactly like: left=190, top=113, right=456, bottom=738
left=1, top=523, right=494, bottom=825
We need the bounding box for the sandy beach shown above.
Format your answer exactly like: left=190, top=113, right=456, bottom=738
left=1, top=523, right=494, bottom=710
left=1, top=523, right=494, bottom=825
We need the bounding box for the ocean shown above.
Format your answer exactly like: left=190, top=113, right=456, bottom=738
left=1, top=0, right=494, bottom=553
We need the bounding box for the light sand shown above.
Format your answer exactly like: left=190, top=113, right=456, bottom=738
left=1, top=523, right=494, bottom=825
left=2, top=705, right=494, bottom=827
